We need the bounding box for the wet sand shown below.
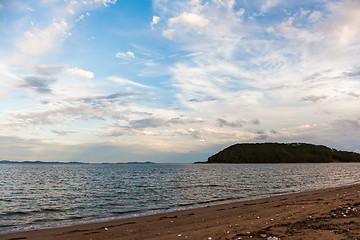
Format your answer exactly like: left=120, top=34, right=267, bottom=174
left=1, top=183, right=360, bottom=240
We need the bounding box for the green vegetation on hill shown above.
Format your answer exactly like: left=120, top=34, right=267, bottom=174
left=206, top=143, right=360, bottom=163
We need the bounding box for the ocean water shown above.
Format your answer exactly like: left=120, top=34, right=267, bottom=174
left=1, top=163, right=360, bottom=234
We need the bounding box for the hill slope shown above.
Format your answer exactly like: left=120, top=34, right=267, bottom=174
left=207, top=143, right=360, bottom=163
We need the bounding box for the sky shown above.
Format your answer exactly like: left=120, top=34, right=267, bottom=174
left=0, top=0, right=360, bottom=163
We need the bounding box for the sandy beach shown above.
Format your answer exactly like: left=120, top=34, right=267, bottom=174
left=1, top=183, right=359, bottom=240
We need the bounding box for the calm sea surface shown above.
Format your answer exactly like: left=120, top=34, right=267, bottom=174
left=1, top=163, right=360, bottom=234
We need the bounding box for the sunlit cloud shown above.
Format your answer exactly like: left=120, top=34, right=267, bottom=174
left=115, top=51, right=135, bottom=59
left=169, top=12, right=209, bottom=29
left=66, top=67, right=94, bottom=79
left=17, top=19, right=70, bottom=56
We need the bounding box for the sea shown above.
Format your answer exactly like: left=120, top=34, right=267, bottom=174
left=1, top=163, right=360, bottom=234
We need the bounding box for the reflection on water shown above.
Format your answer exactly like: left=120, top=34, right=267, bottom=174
left=0, top=163, right=359, bottom=233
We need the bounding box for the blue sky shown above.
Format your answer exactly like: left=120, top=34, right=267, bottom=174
left=0, top=0, right=360, bottom=163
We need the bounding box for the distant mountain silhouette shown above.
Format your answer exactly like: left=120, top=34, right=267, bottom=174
left=0, top=160, right=87, bottom=164
left=203, top=143, right=360, bottom=163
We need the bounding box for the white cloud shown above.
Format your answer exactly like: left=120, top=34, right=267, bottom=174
left=17, top=19, right=71, bottom=56
left=151, top=15, right=160, bottom=29
left=260, top=0, right=282, bottom=14
left=322, top=0, right=360, bottom=49
left=66, top=67, right=94, bottom=79
left=68, top=0, right=117, bottom=9
left=266, top=26, right=275, bottom=33
left=0, top=64, right=22, bottom=88
left=76, top=14, right=85, bottom=21
left=162, top=29, right=176, bottom=39
left=11, top=0, right=117, bottom=58
left=115, top=51, right=135, bottom=59
left=33, top=64, right=64, bottom=75
left=308, top=11, right=322, bottom=23
left=236, top=8, right=245, bottom=17
left=213, top=0, right=236, bottom=10
left=99, top=0, right=117, bottom=7
left=169, top=12, right=209, bottom=29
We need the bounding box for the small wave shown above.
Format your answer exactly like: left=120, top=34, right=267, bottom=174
left=111, top=209, right=140, bottom=215
left=0, top=198, right=12, bottom=202
left=110, top=206, right=168, bottom=217
left=170, top=184, right=221, bottom=190
left=177, top=197, right=243, bottom=207
left=0, top=224, right=15, bottom=228
left=1, top=211, right=31, bottom=216
left=192, top=184, right=221, bottom=188
left=107, top=202, right=119, bottom=206
left=73, top=206, right=85, bottom=210
left=41, top=208, right=63, bottom=213
left=31, top=219, right=49, bottom=223
left=270, top=190, right=295, bottom=195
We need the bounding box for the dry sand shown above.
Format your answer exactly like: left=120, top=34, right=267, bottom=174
left=1, top=184, right=360, bottom=240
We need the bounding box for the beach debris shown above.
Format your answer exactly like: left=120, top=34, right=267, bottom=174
left=207, top=237, right=212, bottom=240
left=178, top=234, right=182, bottom=237
left=104, top=227, right=108, bottom=231
left=267, top=237, right=279, bottom=240
left=260, top=233, right=267, bottom=238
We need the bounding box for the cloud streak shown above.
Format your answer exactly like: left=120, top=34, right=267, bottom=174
left=20, top=76, right=57, bottom=94
left=107, top=76, right=153, bottom=89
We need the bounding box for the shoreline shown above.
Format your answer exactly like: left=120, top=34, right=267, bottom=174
left=1, top=183, right=360, bottom=240
left=1, top=180, right=355, bottom=236
left=0, top=190, right=290, bottom=236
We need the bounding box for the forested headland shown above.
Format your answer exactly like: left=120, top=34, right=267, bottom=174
left=204, top=143, right=360, bottom=163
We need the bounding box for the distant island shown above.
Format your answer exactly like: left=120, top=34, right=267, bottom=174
left=0, top=160, right=88, bottom=164
left=0, top=160, right=155, bottom=165
left=120, top=161, right=155, bottom=164
left=199, top=143, right=360, bottom=164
